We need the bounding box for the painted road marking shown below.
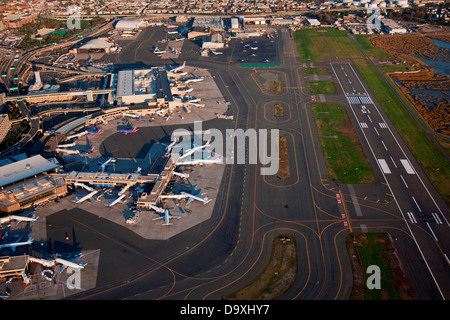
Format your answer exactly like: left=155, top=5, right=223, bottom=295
left=400, top=159, right=415, bottom=174
left=378, top=159, right=391, bottom=174
left=407, top=212, right=417, bottom=224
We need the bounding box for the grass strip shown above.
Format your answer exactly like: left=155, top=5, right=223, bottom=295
left=312, top=103, right=375, bottom=184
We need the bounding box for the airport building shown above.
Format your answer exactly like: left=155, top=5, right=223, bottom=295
left=115, top=20, right=146, bottom=31
left=0, top=155, right=67, bottom=213
left=0, top=255, right=29, bottom=279
left=116, top=69, right=157, bottom=105
left=75, top=38, right=113, bottom=54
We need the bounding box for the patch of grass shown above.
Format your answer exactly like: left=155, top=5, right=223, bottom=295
left=270, top=81, right=282, bottom=94
left=277, top=136, right=290, bottom=179
left=225, top=235, right=297, bottom=300
left=303, top=67, right=328, bottom=74
left=274, top=103, right=284, bottom=117
left=346, top=233, right=415, bottom=300
left=307, top=81, right=337, bottom=94
left=293, top=28, right=363, bottom=62
left=312, top=103, right=375, bottom=184
left=355, top=35, right=392, bottom=60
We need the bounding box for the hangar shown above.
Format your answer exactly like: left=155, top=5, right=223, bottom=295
left=115, top=20, right=145, bottom=31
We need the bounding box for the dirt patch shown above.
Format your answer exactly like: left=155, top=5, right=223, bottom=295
left=225, top=235, right=297, bottom=300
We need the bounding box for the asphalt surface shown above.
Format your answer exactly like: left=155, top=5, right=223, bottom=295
left=22, top=25, right=450, bottom=301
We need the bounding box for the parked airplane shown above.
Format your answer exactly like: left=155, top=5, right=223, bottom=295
left=250, top=46, right=258, bottom=50
left=174, top=37, right=185, bottom=41
left=249, top=53, right=257, bottom=57
left=80, top=146, right=95, bottom=155
left=87, top=128, right=102, bottom=136
left=152, top=209, right=180, bottom=226
left=0, top=214, right=38, bottom=226
left=153, top=47, right=166, bottom=54
left=122, top=112, right=142, bottom=119
left=106, top=194, right=126, bottom=207
left=211, top=50, right=223, bottom=55
left=98, top=157, right=115, bottom=172
left=118, top=127, right=137, bottom=135
left=0, top=237, right=33, bottom=252
left=169, top=61, right=186, bottom=73
left=179, top=77, right=204, bottom=84
left=167, top=30, right=178, bottom=34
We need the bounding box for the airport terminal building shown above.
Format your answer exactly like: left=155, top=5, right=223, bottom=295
left=0, top=155, right=67, bottom=213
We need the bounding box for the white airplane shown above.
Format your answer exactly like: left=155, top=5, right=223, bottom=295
left=55, top=148, right=80, bottom=155
left=163, top=139, right=178, bottom=152
left=57, top=142, right=76, bottom=148
left=170, top=61, right=186, bottom=73
left=152, top=209, right=180, bottom=226
left=75, top=190, right=98, bottom=204
left=0, top=237, right=33, bottom=252
left=167, top=30, right=178, bottom=34
left=0, top=214, right=38, bottom=226
left=153, top=47, right=166, bottom=54
left=211, top=50, right=223, bottom=55
left=250, top=46, right=258, bottom=50
left=182, top=192, right=211, bottom=205
left=263, top=59, right=270, bottom=62
left=174, top=37, right=185, bottom=41
left=176, top=156, right=222, bottom=166
left=55, top=257, right=85, bottom=270
left=179, top=77, right=204, bottom=84
left=249, top=53, right=257, bottom=57
left=176, top=139, right=211, bottom=163
left=185, top=97, right=200, bottom=103
left=98, top=157, right=115, bottom=172
left=106, top=194, right=126, bottom=207
left=187, top=102, right=205, bottom=108
left=122, top=112, right=142, bottom=119
left=66, top=131, right=87, bottom=140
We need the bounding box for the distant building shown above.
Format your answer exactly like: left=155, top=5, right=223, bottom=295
left=192, top=17, right=224, bottom=32
left=116, top=69, right=156, bottom=105
left=188, top=27, right=210, bottom=39
left=231, top=18, right=239, bottom=30
left=202, top=33, right=224, bottom=49
left=115, top=20, right=145, bottom=31
left=0, top=114, right=10, bottom=144
left=307, top=18, right=321, bottom=26
left=75, top=38, right=113, bottom=54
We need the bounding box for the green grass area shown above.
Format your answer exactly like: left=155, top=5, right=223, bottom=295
left=346, top=233, right=415, bottom=300
left=312, top=103, right=375, bottom=184
left=293, top=28, right=363, bottom=62
left=307, top=81, right=337, bottom=94
left=353, top=58, right=450, bottom=204
left=303, top=67, right=328, bottom=74
left=355, top=35, right=392, bottom=60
